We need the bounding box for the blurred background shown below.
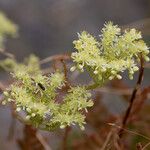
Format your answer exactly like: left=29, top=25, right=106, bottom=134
left=0, top=0, right=150, bottom=149
left=0, top=0, right=150, bottom=59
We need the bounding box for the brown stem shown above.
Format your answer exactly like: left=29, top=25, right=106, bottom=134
left=60, top=59, right=68, bottom=82
left=62, top=127, right=71, bottom=150
left=60, top=59, right=71, bottom=88
left=40, top=54, right=71, bottom=64
left=119, top=54, right=144, bottom=138
left=7, top=116, right=16, bottom=140
left=36, top=132, right=52, bottom=150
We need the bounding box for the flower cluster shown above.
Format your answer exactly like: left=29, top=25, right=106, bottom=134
left=71, top=22, right=149, bottom=85
left=0, top=21, right=149, bottom=132
left=1, top=55, right=93, bottom=130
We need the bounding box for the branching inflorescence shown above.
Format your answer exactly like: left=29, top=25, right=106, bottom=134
left=71, top=22, right=149, bottom=85
left=1, top=55, right=93, bottom=130
left=0, top=20, right=149, bottom=131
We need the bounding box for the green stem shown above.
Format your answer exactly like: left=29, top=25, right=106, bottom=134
left=85, top=83, right=100, bottom=90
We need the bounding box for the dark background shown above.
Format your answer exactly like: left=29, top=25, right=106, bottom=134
left=0, top=0, right=150, bottom=59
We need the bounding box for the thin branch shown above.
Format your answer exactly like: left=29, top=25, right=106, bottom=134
left=136, top=143, right=143, bottom=150
left=96, top=87, right=132, bottom=95
left=36, top=132, right=52, bottom=150
left=7, top=116, right=16, bottom=140
left=131, top=86, right=150, bottom=117
left=109, top=123, right=150, bottom=141
left=60, top=59, right=71, bottom=89
left=85, top=83, right=100, bottom=90
left=40, top=54, right=71, bottom=64
left=60, top=59, right=68, bottom=82
left=101, top=130, right=113, bottom=150
left=119, top=55, right=144, bottom=138
left=142, top=141, right=150, bottom=150
left=62, top=127, right=71, bottom=150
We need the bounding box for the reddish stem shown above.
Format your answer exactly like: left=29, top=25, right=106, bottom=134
left=119, top=55, right=144, bottom=138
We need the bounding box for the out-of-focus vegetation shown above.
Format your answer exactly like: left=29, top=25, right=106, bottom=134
left=0, top=11, right=17, bottom=49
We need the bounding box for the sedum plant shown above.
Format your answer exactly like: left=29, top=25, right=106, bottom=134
left=0, top=21, right=149, bottom=131
left=71, top=22, right=149, bottom=86
left=1, top=55, right=93, bottom=130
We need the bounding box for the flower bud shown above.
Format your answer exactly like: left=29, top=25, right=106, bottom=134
left=109, top=76, right=114, bottom=80
left=26, top=115, right=30, bottom=120
left=3, top=91, right=9, bottom=96
left=133, top=66, right=139, bottom=71
left=79, top=64, right=84, bottom=69
left=94, top=70, right=98, bottom=74
left=116, top=75, right=122, bottom=79
left=60, top=125, right=65, bottom=129
left=16, top=107, right=21, bottom=112
left=2, top=101, right=6, bottom=105
left=70, top=66, right=76, bottom=72
left=31, top=113, right=36, bottom=117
